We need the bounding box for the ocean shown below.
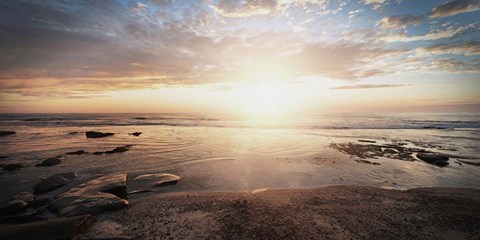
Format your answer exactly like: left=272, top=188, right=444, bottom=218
left=0, top=113, right=479, bottom=202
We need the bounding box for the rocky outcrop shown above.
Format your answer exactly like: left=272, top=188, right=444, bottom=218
left=86, top=131, right=115, bottom=138
left=49, top=173, right=128, bottom=217
left=34, top=172, right=77, bottom=194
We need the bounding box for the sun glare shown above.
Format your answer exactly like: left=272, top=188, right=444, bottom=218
left=236, top=81, right=288, bottom=115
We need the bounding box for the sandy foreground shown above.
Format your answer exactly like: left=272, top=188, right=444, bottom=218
left=83, top=185, right=480, bottom=240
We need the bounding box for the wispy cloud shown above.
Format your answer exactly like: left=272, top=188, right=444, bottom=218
left=430, top=0, right=480, bottom=18
left=330, top=84, right=411, bottom=90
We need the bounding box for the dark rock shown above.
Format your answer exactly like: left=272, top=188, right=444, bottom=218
left=0, top=214, right=95, bottom=240
left=133, top=117, right=147, bottom=120
left=416, top=153, right=449, bottom=166
left=129, top=173, right=180, bottom=194
left=105, top=146, right=131, bottom=154
left=358, top=139, right=376, bottom=143
left=355, top=159, right=381, bottom=165
left=49, top=173, right=128, bottom=217
left=32, top=195, right=52, bottom=207
left=423, top=126, right=446, bottom=129
left=0, top=155, right=9, bottom=159
left=86, top=131, right=115, bottom=138
left=34, top=172, right=77, bottom=194
left=92, top=151, right=104, bottom=155
left=129, top=132, right=142, bottom=136
left=3, top=163, right=25, bottom=171
left=433, top=160, right=449, bottom=167
left=382, top=148, right=397, bottom=154
left=0, top=192, right=33, bottom=216
left=0, top=131, right=15, bottom=137
left=35, top=157, right=62, bottom=167
left=66, top=150, right=89, bottom=155
left=68, top=131, right=80, bottom=135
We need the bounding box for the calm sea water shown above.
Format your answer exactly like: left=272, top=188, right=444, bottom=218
left=0, top=113, right=479, bottom=201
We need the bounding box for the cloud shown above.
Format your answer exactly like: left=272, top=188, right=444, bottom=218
left=378, top=15, right=424, bottom=29
left=363, top=0, right=386, bottom=4
left=382, top=23, right=477, bottom=42
left=430, top=0, right=480, bottom=18
left=213, top=0, right=277, bottom=18
left=330, top=83, right=411, bottom=90
left=417, top=40, right=480, bottom=56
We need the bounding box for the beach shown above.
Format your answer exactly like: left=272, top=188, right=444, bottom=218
left=84, top=186, right=480, bottom=240
left=0, top=113, right=479, bottom=239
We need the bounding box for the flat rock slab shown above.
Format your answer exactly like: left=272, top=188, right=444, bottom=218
left=34, top=172, right=77, bottom=194
left=49, top=173, right=128, bottom=217
left=0, top=192, right=33, bottom=216
left=129, top=173, right=180, bottom=194
left=0, top=214, right=95, bottom=240
left=86, top=131, right=115, bottom=138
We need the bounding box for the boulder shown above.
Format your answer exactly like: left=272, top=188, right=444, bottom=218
left=86, top=131, right=115, bottom=138
left=49, top=173, right=128, bottom=217
left=416, top=153, right=450, bottom=167
left=0, top=192, right=33, bottom=216
left=0, top=214, right=95, bottom=240
left=129, top=132, right=142, bottom=136
left=34, top=172, right=77, bottom=194
left=0, top=131, right=15, bottom=137
left=35, top=157, right=62, bottom=167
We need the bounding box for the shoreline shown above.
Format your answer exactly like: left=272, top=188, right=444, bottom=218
left=83, top=185, right=480, bottom=240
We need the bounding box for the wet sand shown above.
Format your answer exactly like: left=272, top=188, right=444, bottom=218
left=84, top=185, right=480, bottom=240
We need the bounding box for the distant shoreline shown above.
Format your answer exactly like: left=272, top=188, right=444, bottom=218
left=85, top=185, right=480, bottom=239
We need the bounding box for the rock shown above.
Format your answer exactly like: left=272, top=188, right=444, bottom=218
left=358, top=139, right=376, bottom=143
left=66, top=150, right=89, bottom=155
left=49, top=173, right=128, bottom=217
left=433, top=160, right=449, bottom=167
left=92, top=151, right=104, bottom=155
left=86, top=131, right=115, bottom=138
left=133, top=117, right=147, bottom=120
left=0, top=155, right=9, bottom=159
left=355, top=159, right=381, bottom=165
left=416, top=153, right=449, bottom=166
left=129, top=173, right=180, bottom=194
left=0, top=131, right=15, bottom=137
left=68, top=131, right=80, bottom=135
left=105, top=146, right=131, bottom=154
left=382, top=148, right=397, bottom=154
left=129, top=132, right=142, bottom=136
left=34, top=172, right=77, bottom=194
left=0, top=192, right=33, bottom=216
left=35, top=157, right=62, bottom=167
left=0, top=214, right=95, bottom=240
left=3, top=163, right=25, bottom=171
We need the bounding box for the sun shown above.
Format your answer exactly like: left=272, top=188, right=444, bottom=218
left=235, top=81, right=288, bottom=115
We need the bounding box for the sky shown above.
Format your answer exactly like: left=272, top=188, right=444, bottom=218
left=0, top=0, right=479, bottom=114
